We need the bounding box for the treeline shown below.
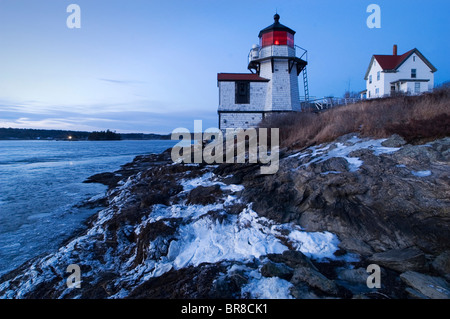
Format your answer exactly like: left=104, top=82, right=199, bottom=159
left=88, top=130, right=122, bottom=141
left=0, top=128, right=90, bottom=140
left=0, top=128, right=171, bottom=140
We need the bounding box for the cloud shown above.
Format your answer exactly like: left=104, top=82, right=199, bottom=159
left=0, top=103, right=218, bottom=134
left=98, top=78, right=146, bottom=85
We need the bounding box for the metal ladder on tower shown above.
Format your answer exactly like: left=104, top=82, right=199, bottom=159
left=302, top=66, right=310, bottom=104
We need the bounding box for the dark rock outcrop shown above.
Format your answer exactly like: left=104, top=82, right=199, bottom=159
left=187, top=185, right=223, bottom=205
left=261, top=261, right=293, bottom=280
left=432, top=251, right=450, bottom=281
left=368, top=248, right=428, bottom=273
left=239, top=136, right=450, bottom=257
left=400, top=271, right=450, bottom=299
left=1, top=134, right=449, bottom=299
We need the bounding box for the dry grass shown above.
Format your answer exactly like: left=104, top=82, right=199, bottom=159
left=259, top=87, right=450, bottom=149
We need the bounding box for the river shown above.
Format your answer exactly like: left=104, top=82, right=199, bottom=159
left=0, top=139, right=176, bottom=276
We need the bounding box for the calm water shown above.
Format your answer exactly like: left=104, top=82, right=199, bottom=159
left=0, top=140, right=177, bottom=276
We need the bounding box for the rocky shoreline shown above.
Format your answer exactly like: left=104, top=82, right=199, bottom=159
left=0, top=134, right=449, bottom=299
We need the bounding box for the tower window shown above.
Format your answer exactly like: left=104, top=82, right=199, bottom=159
left=235, top=81, right=250, bottom=104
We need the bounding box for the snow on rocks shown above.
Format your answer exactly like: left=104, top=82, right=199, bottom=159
left=411, top=170, right=432, bottom=177
left=288, top=135, right=401, bottom=172
left=0, top=162, right=344, bottom=299
left=241, top=275, right=294, bottom=299
left=108, top=171, right=343, bottom=298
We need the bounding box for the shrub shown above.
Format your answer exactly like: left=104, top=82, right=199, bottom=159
left=386, top=113, right=450, bottom=144
left=259, top=87, right=450, bottom=149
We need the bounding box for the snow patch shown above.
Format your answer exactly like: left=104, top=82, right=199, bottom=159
left=287, top=230, right=340, bottom=260
left=321, top=171, right=341, bottom=175
left=411, top=170, right=431, bottom=177
left=296, top=137, right=401, bottom=172
left=170, top=209, right=288, bottom=269
left=180, top=171, right=244, bottom=193
left=241, top=275, right=293, bottom=299
left=180, top=171, right=216, bottom=191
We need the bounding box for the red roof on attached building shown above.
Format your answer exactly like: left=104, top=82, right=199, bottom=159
left=217, top=73, right=270, bottom=82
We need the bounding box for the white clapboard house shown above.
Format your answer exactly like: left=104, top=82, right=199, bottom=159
left=217, top=14, right=307, bottom=130
left=364, top=45, right=437, bottom=99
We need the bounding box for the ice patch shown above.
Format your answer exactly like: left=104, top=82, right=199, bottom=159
left=241, top=276, right=293, bottom=299
left=298, top=138, right=401, bottom=172
left=345, top=156, right=363, bottom=172
left=164, top=208, right=289, bottom=269
left=121, top=204, right=341, bottom=294
left=288, top=152, right=310, bottom=159
left=411, top=170, right=431, bottom=177
left=220, top=184, right=245, bottom=192
left=287, top=230, right=340, bottom=260
left=180, top=172, right=216, bottom=191
left=180, top=171, right=244, bottom=193
left=87, top=193, right=106, bottom=203
left=346, top=135, right=362, bottom=144
left=321, top=171, right=341, bottom=175
left=170, top=206, right=338, bottom=268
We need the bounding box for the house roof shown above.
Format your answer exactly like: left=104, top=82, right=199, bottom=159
left=364, top=48, right=437, bottom=80
left=217, top=73, right=270, bottom=82
left=374, top=49, right=415, bottom=70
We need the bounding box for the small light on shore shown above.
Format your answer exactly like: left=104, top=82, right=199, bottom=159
left=68, top=136, right=72, bottom=140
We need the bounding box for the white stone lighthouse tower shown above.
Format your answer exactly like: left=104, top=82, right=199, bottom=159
left=218, top=14, right=307, bottom=130
left=249, top=13, right=307, bottom=112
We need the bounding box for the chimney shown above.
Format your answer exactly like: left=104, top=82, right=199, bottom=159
left=393, top=44, right=398, bottom=56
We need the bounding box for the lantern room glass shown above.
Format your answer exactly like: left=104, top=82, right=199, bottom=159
left=260, top=31, right=294, bottom=48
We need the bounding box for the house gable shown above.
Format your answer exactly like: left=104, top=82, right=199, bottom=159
left=365, top=48, right=437, bottom=80
left=395, top=49, right=437, bottom=73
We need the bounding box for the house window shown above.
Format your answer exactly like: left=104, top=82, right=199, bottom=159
left=415, top=82, right=421, bottom=94
left=413, top=56, right=416, bottom=62
left=369, top=75, right=372, bottom=84
left=377, top=71, right=380, bottom=81
left=235, top=81, right=250, bottom=104
left=411, top=69, right=417, bottom=79
left=375, top=88, right=379, bottom=95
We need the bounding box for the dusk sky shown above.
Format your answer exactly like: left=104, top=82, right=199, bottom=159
left=0, top=0, right=449, bottom=133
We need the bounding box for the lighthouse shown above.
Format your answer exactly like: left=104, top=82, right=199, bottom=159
left=218, top=14, right=308, bottom=130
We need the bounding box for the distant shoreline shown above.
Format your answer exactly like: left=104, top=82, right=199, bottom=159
left=0, top=127, right=171, bottom=141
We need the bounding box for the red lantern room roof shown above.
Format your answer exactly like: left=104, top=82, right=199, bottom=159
left=258, top=14, right=296, bottom=38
